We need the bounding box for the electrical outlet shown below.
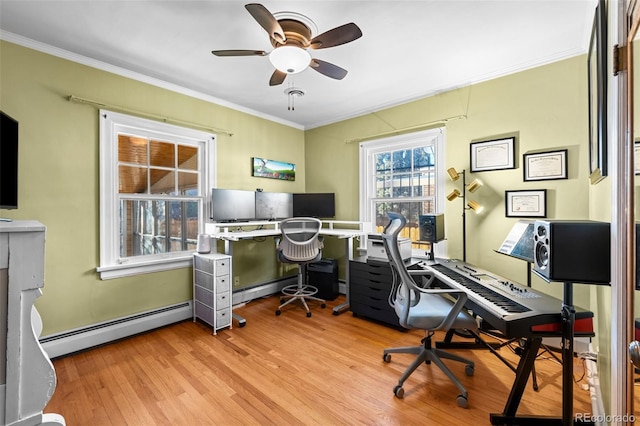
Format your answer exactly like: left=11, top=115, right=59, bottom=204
left=234, top=276, right=240, bottom=287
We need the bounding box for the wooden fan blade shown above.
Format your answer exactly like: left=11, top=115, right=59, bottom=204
left=212, top=50, right=268, bottom=57
left=309, top=23, right=362, bottom=50
left=269, top=69, right=287, bottom=86
left=310, top=59, right=348, bottom=80
left=245, top=3, right=286, bottom=44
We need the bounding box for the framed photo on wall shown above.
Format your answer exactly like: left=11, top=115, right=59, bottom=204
left=505, top=189, right=547, bottom=218
left=470, top=136, right=516, bottom=172
left=588, top=0, right=607, bottom=184
left=252, top=157, right=296, bottom=181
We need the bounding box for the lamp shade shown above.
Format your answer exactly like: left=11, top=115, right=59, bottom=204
left=269, top=46, right=311, bottom=74
left=447, top=189, right=461, bottom=201
left=467, top=179, right=483, bottom=193
left=467, top=200, right=484, bottom=213
left=447, top=167, right=461, bottom=181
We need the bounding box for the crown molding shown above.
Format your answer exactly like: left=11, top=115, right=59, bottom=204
left=0, top=30, right=305, bottom=131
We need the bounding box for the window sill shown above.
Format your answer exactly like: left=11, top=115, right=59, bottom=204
left=97, top=254, right=194, bottom=280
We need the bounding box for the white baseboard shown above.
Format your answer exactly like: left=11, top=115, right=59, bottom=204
left=39, top=276, right=335, bottom=359
left=39, top=301, right=193, bottom=359
left=232, top=277, right=295, bottom=305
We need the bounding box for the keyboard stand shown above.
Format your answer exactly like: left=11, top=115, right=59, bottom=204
left=490, top=282, right=594, bottom=426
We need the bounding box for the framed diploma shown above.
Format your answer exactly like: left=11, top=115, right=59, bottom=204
left=522, top=149, right=567, bottom=181
left=505, top=189, right=547, bottom=218
left=470, top=136, right=516, bottom=172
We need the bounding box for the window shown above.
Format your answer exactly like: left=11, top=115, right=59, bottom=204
left=98, top=110, right=215, bottom=279
left=359, top=128, right=446, bottom=254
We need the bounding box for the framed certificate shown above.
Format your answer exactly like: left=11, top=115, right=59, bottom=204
left=523, top=149, right=568, bottom=181
left=470, top=136, right=516, bottom=172
left=505, top=189, right=547, bottom=218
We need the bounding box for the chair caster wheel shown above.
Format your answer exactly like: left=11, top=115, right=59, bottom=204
left=383, top=353, right=391, bottom=363
left=456, top=395, right=468, bottom=408
left=321, top=303, right=326, bottom=308
left=393, top=385, right=404, bottom=398
left=465, top=365, right=474, bottom=376
left=275, top=310, right=281, bottom=316
left=306, top=312, right=312, bottom=317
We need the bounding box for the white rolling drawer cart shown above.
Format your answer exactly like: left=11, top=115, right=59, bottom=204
left=193, top=252, right=232, bottom=334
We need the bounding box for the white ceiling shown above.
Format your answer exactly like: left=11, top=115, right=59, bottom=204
left=0, top=0, right=597, bottom=130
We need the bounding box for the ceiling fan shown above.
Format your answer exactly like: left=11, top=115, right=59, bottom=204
left=212, top=3, right=362, bottom=86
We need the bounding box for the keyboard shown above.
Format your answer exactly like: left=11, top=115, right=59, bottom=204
left=424, top=259, right=593, bottom=338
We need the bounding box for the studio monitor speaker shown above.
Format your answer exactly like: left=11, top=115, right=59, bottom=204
left=419, top=214, right=445, bottom=242
left=533, top=220, right=610, bottom=285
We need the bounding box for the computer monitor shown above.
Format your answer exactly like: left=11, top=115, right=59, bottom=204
left=211, top=188, right=256, bottom=222
left=292, top=193, right=335, bottom=218
left=255, top=191, right=292, bottom=220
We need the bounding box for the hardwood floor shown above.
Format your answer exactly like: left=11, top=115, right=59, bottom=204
left=45, top=295, right=593, bottom=425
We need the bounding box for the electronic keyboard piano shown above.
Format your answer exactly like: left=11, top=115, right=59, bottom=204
left=421, top=258, right=595, bottom=425
left=423, top=258, right=594, bottom=338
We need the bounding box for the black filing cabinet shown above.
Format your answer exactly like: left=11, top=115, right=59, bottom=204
left=349, top=258, right=402, bottom=328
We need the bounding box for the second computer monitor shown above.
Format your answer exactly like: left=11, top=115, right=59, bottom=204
left=255, top=191, right=293, bottom=220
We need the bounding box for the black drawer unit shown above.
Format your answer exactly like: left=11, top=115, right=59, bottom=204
left=349, top=259, right=403, bottom=328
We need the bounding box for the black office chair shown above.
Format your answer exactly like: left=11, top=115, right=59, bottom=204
left=381, top=212, right=477, bottom=407
left=275, top=217, right=327, bottom=317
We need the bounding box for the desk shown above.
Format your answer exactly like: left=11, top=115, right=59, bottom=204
left=205, top=220, right=369, bottom=321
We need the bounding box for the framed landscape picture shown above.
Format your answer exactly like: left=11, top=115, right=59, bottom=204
left=252, top=157, right=295, bottom=181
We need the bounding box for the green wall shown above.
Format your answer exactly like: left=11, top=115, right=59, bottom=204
left=1, top=39, right=615, bottom=410
left=307, top=55, right=594, bottom=306
left=306, top=55, right=614, bottom=411
left=0, top=40, right=305, bottom=335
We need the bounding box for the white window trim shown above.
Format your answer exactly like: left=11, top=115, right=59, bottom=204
left=358, top=127, right=446, bottom=257
left=97, top=110, right=216, bottom=279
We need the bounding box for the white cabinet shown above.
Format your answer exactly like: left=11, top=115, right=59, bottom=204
left=0, top=220, right=64, bottom=425
left=193, top=253, right=232, bottom=334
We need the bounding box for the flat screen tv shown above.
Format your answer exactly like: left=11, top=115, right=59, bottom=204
left=0, top=111, right=18, bottom=210
left=211, top=188, right=256, bottom=222
left=292, top=193, right=335, bottom=218
left=255, top=191, right=292, bottom=220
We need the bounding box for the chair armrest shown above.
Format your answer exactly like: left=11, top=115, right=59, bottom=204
left=408, top=269, right=435, bottom=288
left=414, top=287, right=470, bottom=331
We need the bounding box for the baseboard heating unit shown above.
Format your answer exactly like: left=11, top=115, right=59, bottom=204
left=39, top=301, right=193, bottom=359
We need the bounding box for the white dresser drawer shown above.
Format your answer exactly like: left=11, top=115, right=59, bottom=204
left=216, top=275, right=231, bottom=292
left=215, top=258, right=230, bottom=276
left=216, top=310, right=231, bottom=328
left=216, top=292, right=231, bottom=310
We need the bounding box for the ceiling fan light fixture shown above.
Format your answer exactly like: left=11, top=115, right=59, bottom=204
left=269, top=46, right=311, bottom=74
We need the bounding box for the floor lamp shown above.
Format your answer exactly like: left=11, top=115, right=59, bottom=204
left=446, top=168, right=483, bottom=262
